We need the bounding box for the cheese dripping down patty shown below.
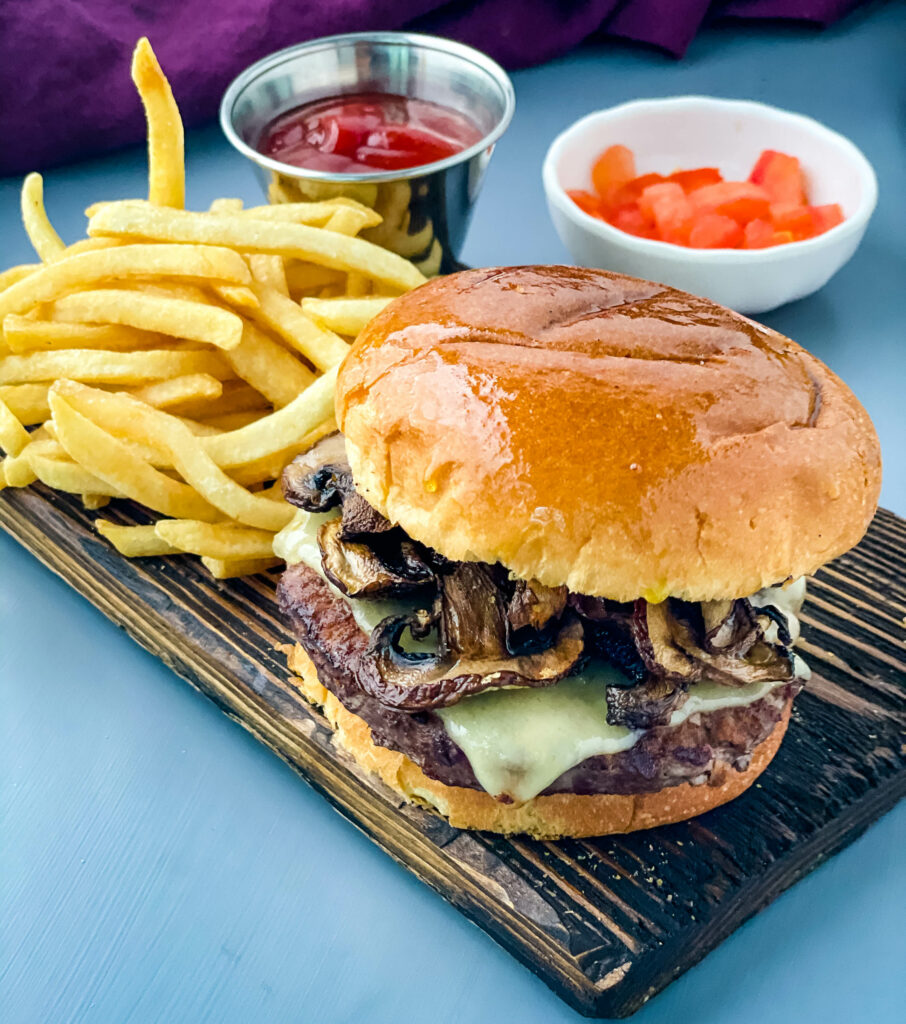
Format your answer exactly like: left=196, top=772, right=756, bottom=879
left=275, top=509, right=809, bottom=803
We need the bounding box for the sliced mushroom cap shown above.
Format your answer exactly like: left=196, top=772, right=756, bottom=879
left=318, top=518, right=434, bottom=598
left=606, top=676, right=687, bottom=730
left=631, top=599, right=701, bottom=682
left=701, top=599, right=760, bottom=656
left=507, top=579, right=568, bottom=632
left=363, top=561, right=584, bottom=710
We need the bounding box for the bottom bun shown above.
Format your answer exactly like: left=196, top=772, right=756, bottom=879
left=284, top=644, right=791, bottom=839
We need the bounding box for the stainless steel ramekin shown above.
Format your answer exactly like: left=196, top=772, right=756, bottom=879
left=220, top=32, right=515, bottom=274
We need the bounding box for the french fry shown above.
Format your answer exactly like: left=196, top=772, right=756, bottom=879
left=132, top=37, right=184, bottom=208
left=244, top=283, right=349, bottom=371
left=284, top=262, right=345, bottom=296
left=248, top=254, right=288, bottom=295
left=0, top=243, right=251, bottom=318
left=96, top=520, right=180, bottom=556
left=28, top=449, right=121, bottom=496
left=53, top=237, right=122, bottom=260
left=209, top=198, right=244, bottom=213
left=0, top=383, right=51, bottom=425
left=301, top=296, right=392, bottom=336
left=211, top=283, right=260, bottom=310
left=199, top=411, right=262, bottom=431
left=20, top=173, right=65, bottom=262
left=0, top=348, right=231, bottom=386
left=81, top=493, right=110, bottom=509
left=49, top=388, right=220, bottom=520
left=202, top=367, right=337, bottom=468
left=87, top=205, right=427, bottom=292
left=201, top=555, right=281, bottom=579
left=130, top=373, right=223, bottom=409
left=2, top=316, right=165, bottom=353
left=223, top=323, right=314, bottom=408
left=154, top=519, right=277, bottom=560
left=0, top=263, right=39, bottom=292
left=50, top=289, right=244, bottom=350
left=172, top=380, right=268, bottom=420
left=325, top=205, right=377, bottom=237
left=243, top=198, right=379, bottom=226
left=0, top=398, right=30, bottom=455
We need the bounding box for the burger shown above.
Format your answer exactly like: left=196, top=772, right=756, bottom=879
left=275, top=265, right=881, bottom=838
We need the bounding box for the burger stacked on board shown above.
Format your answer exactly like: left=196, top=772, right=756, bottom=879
left=276, top=266, right=880, bottom=838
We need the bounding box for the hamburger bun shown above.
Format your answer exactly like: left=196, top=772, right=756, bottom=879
left=336, top=266, right=881, bottom=603
left=286, top=644, right=791, bottom=839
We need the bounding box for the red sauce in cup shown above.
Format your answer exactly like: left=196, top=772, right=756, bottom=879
left=258, top=93, right=483, bottom=174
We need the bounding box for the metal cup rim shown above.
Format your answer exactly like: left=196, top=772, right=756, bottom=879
left=219, top=31, right=516, bottom=184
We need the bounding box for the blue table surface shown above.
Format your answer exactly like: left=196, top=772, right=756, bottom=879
left=2, top=8, right=904, bottom=1023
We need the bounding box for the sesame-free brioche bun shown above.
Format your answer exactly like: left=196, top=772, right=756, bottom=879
left=286, top=644, right=791, bottom=839
left=336, top=266, right=880, bottom=602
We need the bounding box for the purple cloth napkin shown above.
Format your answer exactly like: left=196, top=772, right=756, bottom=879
left=0, top=0, right=867, bottom=176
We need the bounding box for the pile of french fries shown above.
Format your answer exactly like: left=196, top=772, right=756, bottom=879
left=0, top=39, right=426, bottom=578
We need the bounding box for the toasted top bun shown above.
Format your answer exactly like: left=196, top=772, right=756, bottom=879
left=336, top=266, right=881, bottom=601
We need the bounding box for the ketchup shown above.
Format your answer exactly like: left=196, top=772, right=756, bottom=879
left=258, top=93, right=483, bottom=174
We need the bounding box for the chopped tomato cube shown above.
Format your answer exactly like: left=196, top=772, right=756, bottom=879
left=568, top=189, right=605, bottom=218
left=749, top=150, right=806, bottom=206
left=610, top=172, right=667, bottom=209
left=771, top=203, right=817, bottom=240
left=810, top=203, right=844, bottom=234
left=667, top=167, right=723, bottom=192
left=591, top=145, right=636, bottom=200
left=743, top=219, right=775, bottom=249
left=638, top=183, right=694, bottom=243
left=689, top=181, right=770, bottom=212
left=688, top=212, right=743, bottom=249
left=609, top=205, right=657, bottom=238
left=770, top=230, right=795, bottom=246
left=714, top=196, right=771, bottom=224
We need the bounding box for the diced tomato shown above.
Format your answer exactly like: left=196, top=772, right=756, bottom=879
left=689, top=181, right=770, bottom=212
left=771, top=203, right=817, bottom=240
left=810, top=203, right=844, bottom=235
left=688, top=212, right=744, bottom=249
left=743, top=219, right=775, bottom=249
left=591, top=145, right=636, bottom=200
left=568, top=189, right=605, bottom=218
left=609, top=205, right=657, bottom=238
left=714, top=196, right=771, bottom=224
left=770, top=230, right=795, bottom=246
left=667, top=167, right=723, bottom=192
left=638, top=183, right=694, bottom=243
left=609, top=172, right=667, bottom=209
left=749, top=150, right=806, bottom=206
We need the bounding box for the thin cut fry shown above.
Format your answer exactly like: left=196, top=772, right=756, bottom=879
left=49, top=388, right=220, bottom=520
left=0, top=398, right=30, bottom=456
left=284, top=262, right=345, bottom=296
left=96, top=521, right=180, bottom=556
left=20, top=173, right=65, bottom=262
left=0, top=242, right=251, bottom=318
left=173, top=381, right=267, bottom=421
left=2, top=316, right=165, bottom=354
left=0, top=348, right=231, bottom=386
left=28, top=450, right=121, bottom=496
left=248, top=254, right=288, bottom=296
left=81, top=494, right=110, bottom=509
left=0, top=384, right=51, bottom=425
left=223, top=323, right=314, bottom=408
left=50, top=289, right=243, bottom=350
left=243, top=198, right=379, bottom=226
left=301, top=296, right=392, bottom=336
left=325, top=206, right=376, bottom=237
left=131, top=38, right=184, bottom=208
left=88, top=205, right=426, bottom=291
left=0, top=263, right=40, bottom=292
left=209, top=198, right=244, bottom=213
left=201, top=555, right=281, bottom=578
left=245, top=283, right=349, bottom=371
left=52, top=237, right=122, bottom=260
left=202, top=367, right=337, bottom=468
left=211, top=283, right=260, bottom=310
left=154, top=519, right=277, bottom=560
left=130, top=373, right=223, bottom=409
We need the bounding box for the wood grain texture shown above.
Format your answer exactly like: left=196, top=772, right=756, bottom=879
left=1, top=484, right=904, bottom=1018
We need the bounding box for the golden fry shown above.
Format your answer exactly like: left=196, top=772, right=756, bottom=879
left=284, top=262, right=345, bottom=297
left=87, top=205, right=426, bottom=292
left=0, top=242, right=250, bottom=318
left=81, top=494, right=110, bottom=509
left=130, top=373, right=223, bottom=409
left=223, top=323, right=315, bottom=408
left=202, top=366, right=337, bottom=468
left=301, top=296, right=392, bottom=336
left=0, top=263, right=39, bottom=292
left=0, top=398, right=30, bottom=456
left=28, top=450, right=121, bottom=496
left=50, top=289, right=243, bottom=350
left=245, top=283, right=349, bottom=371
left=200, top=555, right=281, bottom=578
left=154, top=519, right=277, bottom=560
left=2, top=316, right=164, bottom=354
left=0, top=348, right=231, bottom=386
left=0, top=383, right=50, bottom=425
left=131, top=37, right=184, bottom=208
left=248, top=254, right=288, bottom=296
left=20, top=173, right=65, bottom=262
left=209, top=198, right=244, bottom=213
left=96, top=520, right=180, bottom=556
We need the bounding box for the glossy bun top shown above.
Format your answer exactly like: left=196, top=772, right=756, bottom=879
left=336, top=266, right=881, bottom=600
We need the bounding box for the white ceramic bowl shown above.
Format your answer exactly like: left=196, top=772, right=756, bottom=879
left=542, top=96, right=877, bottom=314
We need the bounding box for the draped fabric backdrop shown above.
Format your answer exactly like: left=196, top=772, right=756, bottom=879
left=0, top=0, right=868, bottom=175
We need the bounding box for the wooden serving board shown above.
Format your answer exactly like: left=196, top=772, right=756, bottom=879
left=2, top=484, right=905, bottom=1018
